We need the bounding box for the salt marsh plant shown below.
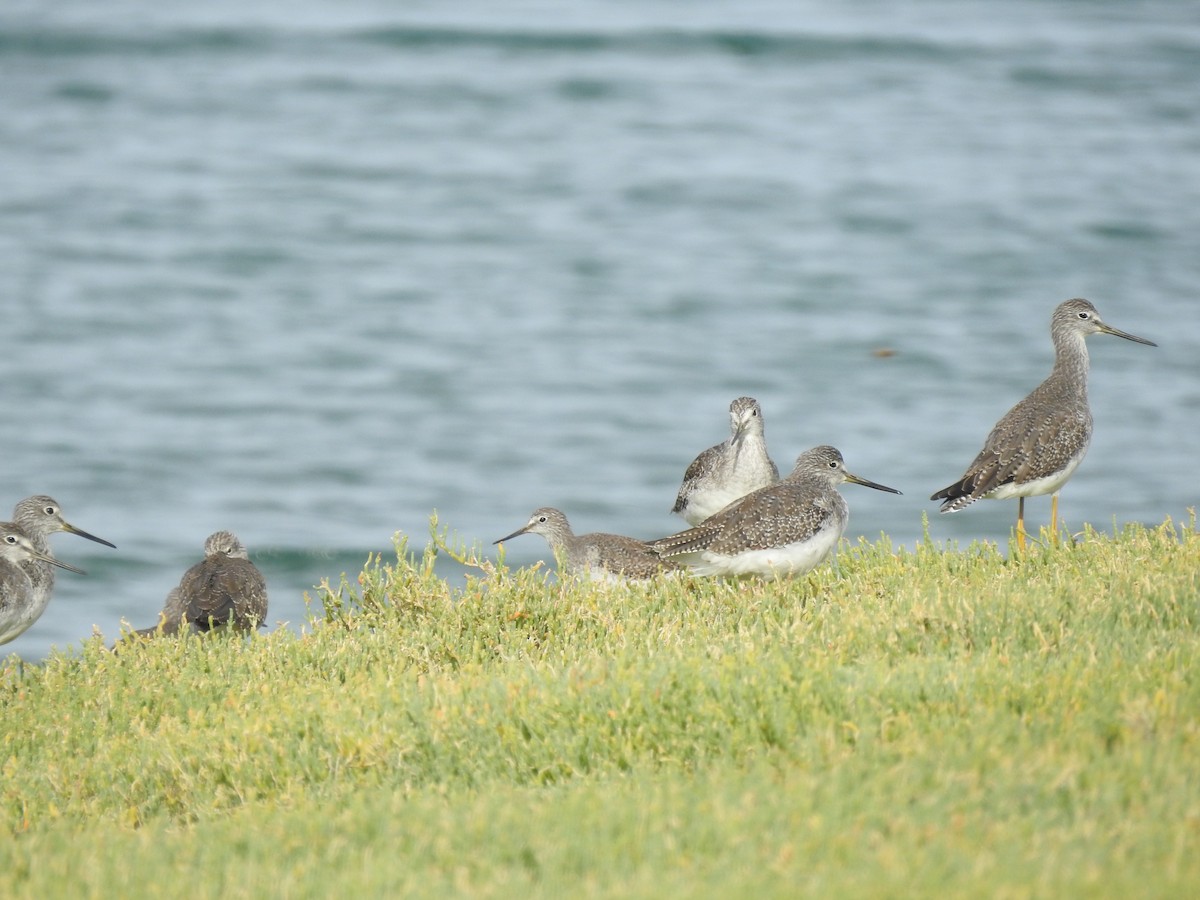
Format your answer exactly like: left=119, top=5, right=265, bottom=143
left=0, top=514, right=1197, bottom=897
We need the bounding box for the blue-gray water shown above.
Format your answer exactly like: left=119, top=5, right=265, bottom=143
left=2, top=1, right=1198, bottom=659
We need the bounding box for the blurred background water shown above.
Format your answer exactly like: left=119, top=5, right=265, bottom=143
left=2, top=0, right=1197, bottom=659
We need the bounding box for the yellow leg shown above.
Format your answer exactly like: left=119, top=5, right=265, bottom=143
left=1050, top=493, right=1059, bottom=543
left=1016, top=497, right=1026, bottom=552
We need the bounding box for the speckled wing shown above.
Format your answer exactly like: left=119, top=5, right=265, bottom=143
left=179, top=557, right=268, bottom=632
left=655, top=483, right=843, bottom=557
left=0, top=567, right=26, bottom=608
left=160, top=586, right=185, bottom=626
left=671, top=441, right=726, bottom=514
left=588, top=534, right=682, bottom=578
left=936, top=395, right=1092, bottom=507
left=0, top=566, right=34, bottom=635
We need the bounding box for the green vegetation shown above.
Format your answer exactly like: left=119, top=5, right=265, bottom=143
left=1, top=515, right=1198, bottom=897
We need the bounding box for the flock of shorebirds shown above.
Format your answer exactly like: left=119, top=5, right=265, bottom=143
left=495, top=299, right=1155, bottom=581
left=0, top=299, right=1154, bottom=649
left=0, top=514, right=266, bottom=648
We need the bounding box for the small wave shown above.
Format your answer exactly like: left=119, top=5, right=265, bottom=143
left=1, top=23, right=962, bottom=64
left=1086, top=221, right=1165, bottom=242
left=0, top=27, right=272, bottom=57
left=352, top=26, right=960, bottom=63
left=52, top=81, right=115, bottom=103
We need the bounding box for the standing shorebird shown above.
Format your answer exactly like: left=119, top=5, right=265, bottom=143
left=0, top=522, right=86, bottom=645
left=495, top=507, right=681, bottom=582
left=931, top=299, right=1156, bottom=550
left=135, top=531, right=268, bottom=636
left=672, top=397, right=780, bottom=526
left=10, top=495, right=115, bottom=636
left=652, top=446, right=901, bottom=578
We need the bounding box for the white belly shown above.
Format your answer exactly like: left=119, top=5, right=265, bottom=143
left=984, top=452, right=1086, bottom=501
left=680, top=488, right=744, bottom=527
left=688, top=524, right=841, bottom=579
left=0, top=585, right=45, bottom=645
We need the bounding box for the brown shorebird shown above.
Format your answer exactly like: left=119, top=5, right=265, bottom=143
left=495, top=508, right=681, bottom=582
left=652, top=446, right=900, bottom=579
left=135, top=531, right=268, bottom=636
left=931, top=299, right=1156, bottom=550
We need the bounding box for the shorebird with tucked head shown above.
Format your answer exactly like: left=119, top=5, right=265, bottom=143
left=134, top=530, right=268, bottom=637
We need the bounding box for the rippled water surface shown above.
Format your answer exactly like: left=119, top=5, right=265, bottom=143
left=2, top=1, right=1198, bottom=657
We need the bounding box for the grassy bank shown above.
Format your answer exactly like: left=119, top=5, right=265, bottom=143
left=1, top=516, right=1198, bottom=897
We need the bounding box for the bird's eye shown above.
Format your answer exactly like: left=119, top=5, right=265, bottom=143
left=5, top=535, right=16, bottom=545
left=43, top=506, right=56, bottom=515
left=828, top=460, right=839, bottom=469
left=538, top=516, right=548, bottom=524
left=751, top=409, right=759, bottom=416
left=1078, top=311, right=1090, bottom=320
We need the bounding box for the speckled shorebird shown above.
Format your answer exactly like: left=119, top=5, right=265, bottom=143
left=651, top=446, right=901, bottom=578
left=672, top=396, right=780, bottom=526
left=495, top=507, right=681, bottom=582
left=10, top=495, right=115, bottom=628
left=0, top=521, right=86, bottom=645
left=931, top=299, right=1156, bottom=550
left=135, top=531, right=268, bottom=636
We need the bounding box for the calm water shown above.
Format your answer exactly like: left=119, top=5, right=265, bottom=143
left=2, top=1, right=1198, bottom=658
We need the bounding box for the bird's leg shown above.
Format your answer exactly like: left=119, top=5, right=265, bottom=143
left=1050, top=492, right=1059, bottom=544
left=1016, top=497, right=1026, bottom=552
